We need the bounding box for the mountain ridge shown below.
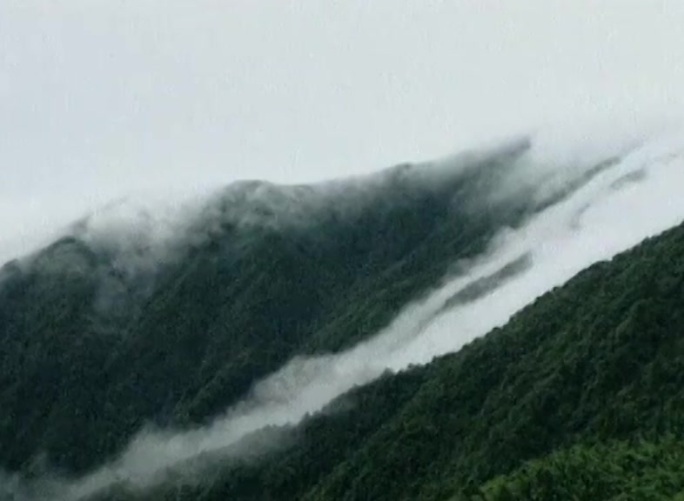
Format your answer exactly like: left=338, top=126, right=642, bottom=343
left=2, top=130, right=684, bottom=500
left=0, top=138, right=542, bottom=478
left=110, top=219, right=684, bottom=501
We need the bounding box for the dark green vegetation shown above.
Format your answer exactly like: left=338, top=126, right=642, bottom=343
left=101, top=220, right=684, bottom=500
left=2, top=140, right=679, bottom=500
left=0, top=141, right=548, bottom=476
left=478, top=438, right=684, bottom=500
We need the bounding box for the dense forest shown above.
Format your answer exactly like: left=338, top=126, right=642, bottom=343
left=94, top=219, right=684, bottom=500
left=0, top=142, right=544, bottom=476
left=1, top=142, right=682, bottom=500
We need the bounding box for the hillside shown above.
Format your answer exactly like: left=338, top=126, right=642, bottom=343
left=0, top=139, right=549, bottom=476
left=2, top=133, right=684, bottom=500
left=96, top=219, right=684, bottom=500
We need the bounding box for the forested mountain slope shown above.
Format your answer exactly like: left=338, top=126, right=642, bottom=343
left=0, top=140, right=553, bottom=476
left=2, top=132, right=684, bottom=500
left=103, top=219, right=684, bottom=500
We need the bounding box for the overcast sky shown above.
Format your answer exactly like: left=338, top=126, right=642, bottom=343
left=2, top=1, right=684, bottom=263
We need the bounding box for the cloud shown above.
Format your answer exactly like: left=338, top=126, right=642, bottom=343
left=2, top=1, right=684, bottom=267
left=18, top=120, right=679, bottom=500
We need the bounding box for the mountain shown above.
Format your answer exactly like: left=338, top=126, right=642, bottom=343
left=0, top=139, right=531, bottom=475
left=1, top=130, right=684, bottom=500
left=93, top=208, right=684, bottom=501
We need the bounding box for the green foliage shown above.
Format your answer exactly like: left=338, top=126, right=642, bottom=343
left=100, top=220, right=684, bottom=500
left=4, top=161, right=684, bottom=500
left=478, top=438, right=684, bottom=501
left=0, top=164, right=524, bottom=475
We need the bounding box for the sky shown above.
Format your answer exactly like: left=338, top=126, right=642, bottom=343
left=2, top=0, right=684, bottom=263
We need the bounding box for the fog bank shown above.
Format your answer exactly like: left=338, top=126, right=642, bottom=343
left=31, top=123, right=684, bottom=500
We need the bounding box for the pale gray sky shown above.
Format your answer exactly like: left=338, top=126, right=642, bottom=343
left=2, top=0, right=684, bottom=263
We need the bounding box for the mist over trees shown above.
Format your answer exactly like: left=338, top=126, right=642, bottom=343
left=2, top=131, right=684, bottom=500
left=92, top=218, right=684, bottom=500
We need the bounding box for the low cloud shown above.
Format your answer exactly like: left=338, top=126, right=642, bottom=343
left=6, top=120, right=684, bottom=500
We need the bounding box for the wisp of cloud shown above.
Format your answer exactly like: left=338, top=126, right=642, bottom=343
left=6, top=120, right=684, bottom=501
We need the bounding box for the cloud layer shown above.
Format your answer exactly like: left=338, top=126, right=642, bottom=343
left=3, top=2, right=684, bottom=266
left=3, top=121, right=677, bottom=501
